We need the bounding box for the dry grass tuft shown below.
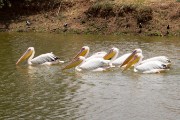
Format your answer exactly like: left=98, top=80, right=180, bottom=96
left=115, top=4, right=137, bottom=17
left=169, top=7, right=180, bottom=19
left=135, top=6, right=153, bottom=23
left=86, top=1, right=115, bottom=18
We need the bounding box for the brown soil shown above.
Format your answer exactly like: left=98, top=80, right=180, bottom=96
left=0, top=0, right=180, bottom=36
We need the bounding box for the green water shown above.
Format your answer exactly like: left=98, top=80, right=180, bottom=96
left=0, top=32, right=180, bottom=119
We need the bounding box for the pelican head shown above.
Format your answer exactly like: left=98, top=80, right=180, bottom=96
left=62, top=56, right=85, bottom=70
left=73, top=46, right=89, bottom=60
left=120, top=48, right=142, bottom=67
left=122, top=53, right=142, bottom=72
left=16, top=47, right=34, bottom=65
left=103, top=47, right=119, bottom=60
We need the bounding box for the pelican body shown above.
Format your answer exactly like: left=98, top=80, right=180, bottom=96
left=121, top=49, right=171, bottom=73
left=62, top=56, right=110, bottom=71
left=85, top=51, right=107, bottom=61
left=141, top=56, right=171, bottom=64
left=72, top=46, right=108, bottom=62
left=111, top=53, right=131, bottom=67
left=63, top=47, right=119, bottom=71
left=16, top=47, right=64, bottom=65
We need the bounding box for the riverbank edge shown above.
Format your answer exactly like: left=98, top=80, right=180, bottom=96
left=0, top=0, right=179, bottom=36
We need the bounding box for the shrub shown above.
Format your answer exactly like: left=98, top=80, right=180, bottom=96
left=86, top=1, right=115, bottom=18
left=136, top=6, right=153, bottom=23
left=169, top=8, right=180, bottom=19
left=115, top=4, right=137, bottom=17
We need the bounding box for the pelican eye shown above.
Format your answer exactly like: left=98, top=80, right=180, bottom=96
left=167, top=60, right=171, bottom=63
left=77, top=57, right=82, bottom=60
left=162, top=64, right=167, bottom=68
left=27, top=49, right=31, bottom=52
left=133, top=50, right=137, bottom=53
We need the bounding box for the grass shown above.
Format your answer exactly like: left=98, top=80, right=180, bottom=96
left=86, top=1, right=114, bottom=18
left=1, top=0, right=179, bottom=36
left=114, top=0, right=176, bottom=4
left=114, top=0, right=146, bottom=5
left=56, top=14, right=66, bottom=20
left=115, top=4, right=137, bottom=17
left=135, top=6, right=153, bottom=23
left=86, top=1, right=153, bottom=24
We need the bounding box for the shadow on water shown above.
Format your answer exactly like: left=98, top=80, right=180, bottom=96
left=0, top=32, right=179, bottom=119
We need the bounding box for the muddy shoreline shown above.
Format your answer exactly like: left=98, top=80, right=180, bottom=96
left=0, top=0, right=179, bottom=36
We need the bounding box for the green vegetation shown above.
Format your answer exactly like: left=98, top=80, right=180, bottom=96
left=114, top=4, right=137, bottom=17
left=0, top=0, right=59, bottom=9
left=0, top=0, right=73, bottom=22
left=86, top=2, right=153, bottom=23
left=86, top=1, right=114, bottom=18
left=136, top=6, right=152, bottom=23
left=0, top=0, right=72, bottom=12
left=0, top=0, right=179, bottom=36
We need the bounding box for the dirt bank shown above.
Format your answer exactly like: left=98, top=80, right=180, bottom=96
left=0, top=0, right=180, bottom=36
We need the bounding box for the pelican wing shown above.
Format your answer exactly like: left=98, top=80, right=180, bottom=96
left=135, top=61, right=169, bottom=73
left=79, top=58, right=110, bottom=70
left=86, top=51, right=107, bottom=61
left=112, top=53, right=131, bottom=66
left=141, top=56, right=170, bottom=64
left=31, top=53, right=59, bottom=64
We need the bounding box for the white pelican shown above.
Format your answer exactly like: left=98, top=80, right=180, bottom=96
left=122, top=53, right=171, bottom=73
left=111, top=48, right=142, bottom=67
left=140, top=56, right=171, bottom=64
left=63, top=56, right=110, bottom=71
left=72, top=46, right=108, bottom=62
left=104, top=47, right=119, bottom=61
left=16, top=47, right=64, bottom=65
left=111, top=53, right=131, bottom=67
left=85, top=51, right=107, bottom=61
left=73, top=46, right=90, bottom=60
left=120, top=48, right=171, bottom=67
left=62, top=47, right=119, bottom=71
left=72, top=46, right=119, bottom=62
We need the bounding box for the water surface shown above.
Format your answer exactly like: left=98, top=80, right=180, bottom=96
left=0, top=33, right=180, bottom=120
